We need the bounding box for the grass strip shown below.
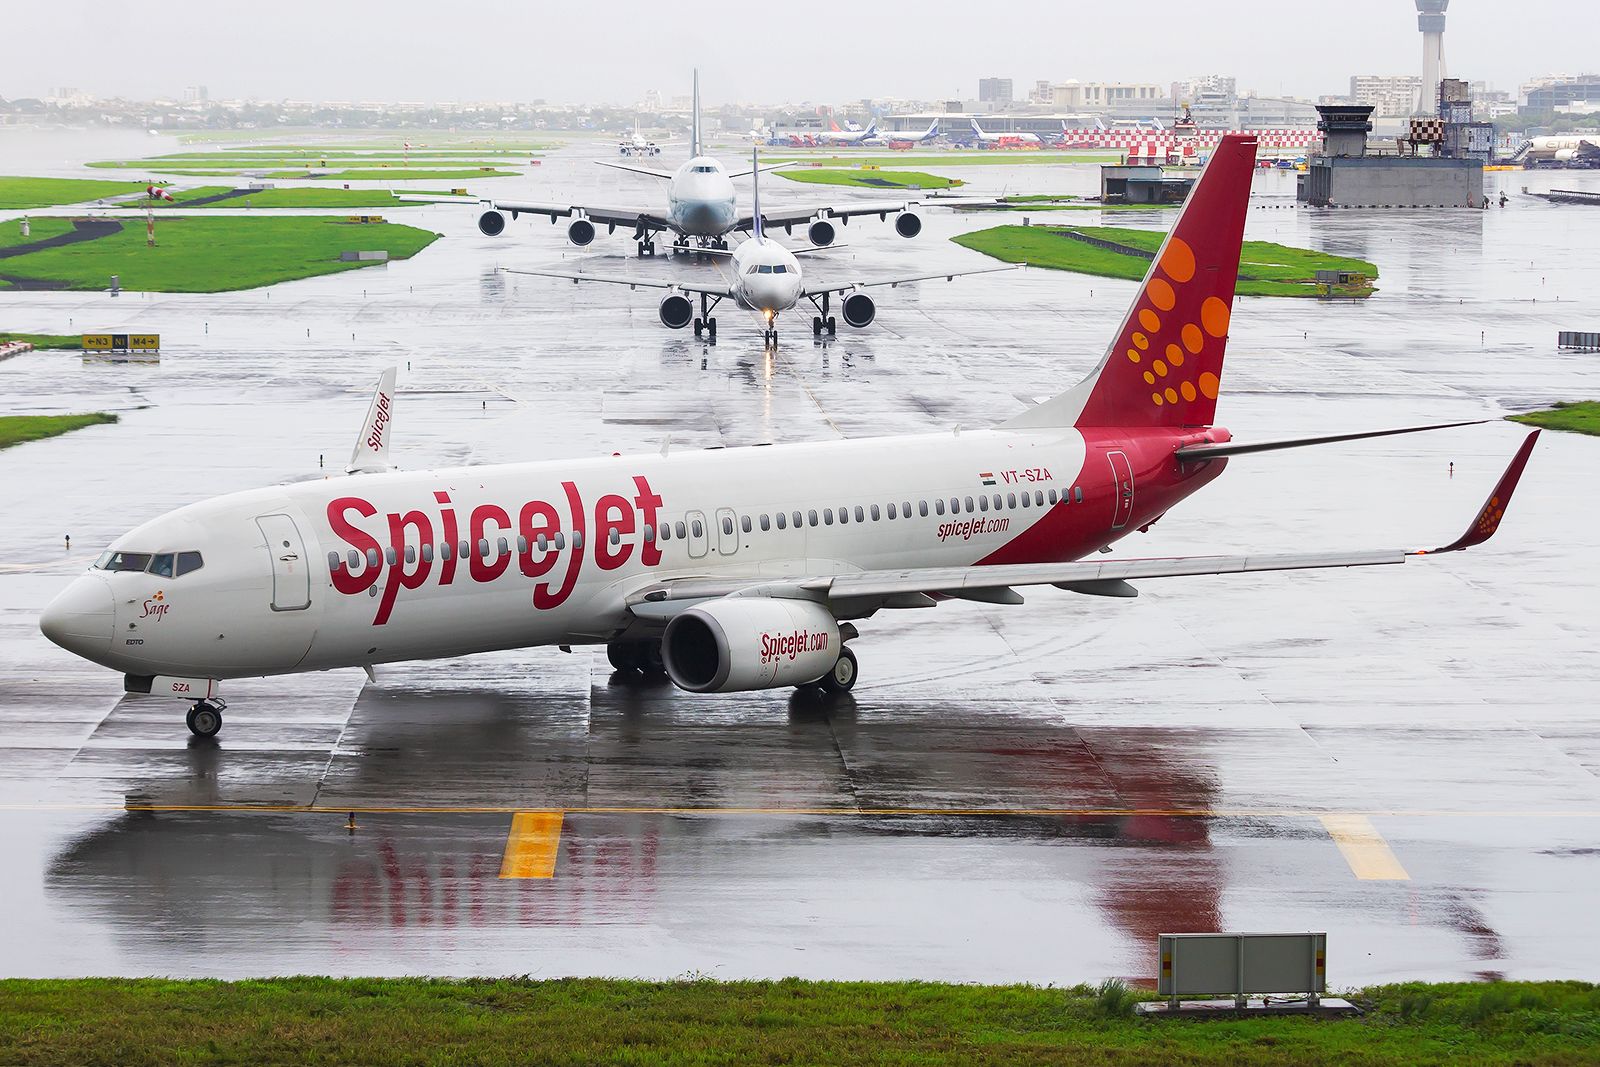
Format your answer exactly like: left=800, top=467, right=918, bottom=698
left=780, top=168, right=958, bottom=189
left=0, top=216, right=438, bottom=292
left=0, top=413, right=117, bottom=449
left=141, top=187, right=452, bottom=209
left=0, top=332, right=81, bottom=350
left=953, top=224, right=1379, bottom=298
left=1, top=978, right=1598, bottom=1066
left=1509, top=401, right=1600, bottom=435
left=767, top=152, right=1123, bottom=168
left=0, top=176, right=153, bottom=210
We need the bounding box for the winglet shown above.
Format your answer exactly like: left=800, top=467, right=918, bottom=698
left=346, top=367, right=397, bottom=474
left=1418, top=430, right=1539, bottom=554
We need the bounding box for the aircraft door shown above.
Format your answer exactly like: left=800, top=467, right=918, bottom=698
left=256, top=513, right=312, bottom=611
left=686, top=510, right=709, bottom=559
left=1107, top=451, right=1135, bottom=530
left=715, top=507, right=739, bottom=556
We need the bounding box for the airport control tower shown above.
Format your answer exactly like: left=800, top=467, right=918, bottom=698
left=1415, top=0, right=1449, bottom=113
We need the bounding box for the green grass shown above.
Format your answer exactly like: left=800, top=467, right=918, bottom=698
left=0, top=332, right=81, bottom=350
left=270, top=168, right=518, bottom=181
left=780, top=168, right=959, bottom=189
left=0, top=176, right=154, bottom=210
left=954, top=224, right=1379, bottom=298
left=0, top=413, right=117, bottom=449
left=1, top=978, right=1598, bottom=1065
left=0, top=216, right=439, bottom=292
left=1510, top=401, right=1600, bottom=436
left=768, top=151, right=1123, bottom=168
left=141, top=186, right=452, bottom=208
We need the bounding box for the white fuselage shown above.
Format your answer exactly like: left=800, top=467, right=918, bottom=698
left=42, top=427, right=1117, bottom=684
left=666, top=155, right=738, bottom=237
left=727, top=236, right=804, bottom=319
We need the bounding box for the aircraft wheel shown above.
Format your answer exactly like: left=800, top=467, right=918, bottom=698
left=819, top=646, right=857, bottom=694
left=826, top=316, right=837, bottom=335
left=706, top=318, right=717, bottom=340
left=186, top=699, right=224, bottom=738
left=812, top=316, right=822, bottom=335
left=642, top=641, right=666, bottom=675
left=693, top=318, right=704, bottom=337
left=607, top=642, right=640, bottom=672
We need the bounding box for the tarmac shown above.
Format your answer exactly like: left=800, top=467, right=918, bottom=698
left=2, top=134, right=1599, bottom=982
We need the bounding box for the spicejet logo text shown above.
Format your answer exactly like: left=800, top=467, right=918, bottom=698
left=759, top=628, right=829, bottom=664
left=366, top=392, right=392, bottom=451
left=328, top=475, right=663, bottom=625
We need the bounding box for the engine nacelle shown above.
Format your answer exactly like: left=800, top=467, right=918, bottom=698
left=894, top=211, right=922, bottom=238
left=807, top=219, right=837, bottom=247
left=1555, top=148, right=1579, bottom=163
left=567, top=218, right=596, bottom=246
left=658, top=292, right=693, bottom=329
left=841, top=292, right=876, bottom=328
left=477, top=209, right=506, bottom=237
left=662, top=598, right=841, bottom=693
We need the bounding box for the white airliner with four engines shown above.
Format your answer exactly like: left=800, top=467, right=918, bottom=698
left=41, top=136, right=1537, bottom=738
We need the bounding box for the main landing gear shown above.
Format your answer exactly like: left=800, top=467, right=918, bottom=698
left=808, top=291, right=838, bottom=337
left=607, top=639, right=666, bottom=675
left=800, top=645, right=857, bottom=694
left=186, top=698, right=226, bottom=738
left=692, top=290, right=721, bottom=341
left=637, top=237, right=657, bottom=257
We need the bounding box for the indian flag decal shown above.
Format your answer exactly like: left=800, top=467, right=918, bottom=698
left=979, top=472, right=996, bottom=486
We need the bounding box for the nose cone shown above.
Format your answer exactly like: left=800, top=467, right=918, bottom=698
left=40, top=575, right=114, bottom=661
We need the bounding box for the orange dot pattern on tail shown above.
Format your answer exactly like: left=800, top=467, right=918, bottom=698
left=1477, top=495, right=1505, bottom=538
left=1114, top=235, right=1234, bottom=410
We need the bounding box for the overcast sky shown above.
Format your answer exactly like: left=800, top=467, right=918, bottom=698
left=4, top=0, right=1593, bottom=105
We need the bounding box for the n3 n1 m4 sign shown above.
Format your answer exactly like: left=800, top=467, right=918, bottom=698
left=82, top=334, right=160, bottom=352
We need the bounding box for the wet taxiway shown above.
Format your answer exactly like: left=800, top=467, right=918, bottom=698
left=2, top=134, right=1599, bottom=981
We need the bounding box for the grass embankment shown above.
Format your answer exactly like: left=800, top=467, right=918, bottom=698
left=141, top=187, right=454, bottom=208
left=954, top=224, right=1379, bottom=298
left=1510, top=401, right=1600, bottom=435
left=768, top=151, right=1122, bottom=168
left=0, top=176, right=153, bottom=210
left=0, top=332, right=81, bottom=350
left=284, top=168, right=517, bottom=181
left=961, top=194, right=1177, bottom=213
left=0, top=413, right=117, bottom=449
left=2, top=978, right=1599, bottom=1065
left=780, top=168, right=958, bottom=190
left=0, top=217, right=437, bottom=292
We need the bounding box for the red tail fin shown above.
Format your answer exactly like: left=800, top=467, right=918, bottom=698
left=1005, top=134, right=1256, bottom=430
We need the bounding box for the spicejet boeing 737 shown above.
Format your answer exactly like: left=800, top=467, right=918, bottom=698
left=39, top=135, right=1537, bottom=739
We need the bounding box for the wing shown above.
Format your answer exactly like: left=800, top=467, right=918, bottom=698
left=499, top=268, right=733, bottom=297
left=750, top=196, right=1000, bottom=233
left=594, top=160, right=676, bottom=179
left=725, top=162, right=798, bottom=179
left=390, top=192, right=673, bottom=234
left=627, top=430, right=1539, bottom=619
left=800, top=264, right=1019, bottom=298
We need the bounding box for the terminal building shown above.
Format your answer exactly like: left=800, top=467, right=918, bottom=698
left=1297, top=100, right=1485, bottom=209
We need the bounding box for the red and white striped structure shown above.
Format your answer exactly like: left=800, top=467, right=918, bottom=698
left=1059, top=128, right=1320, bottom=150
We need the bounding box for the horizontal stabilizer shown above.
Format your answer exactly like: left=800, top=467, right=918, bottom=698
left=1174, top=419, right=1490, bottom=461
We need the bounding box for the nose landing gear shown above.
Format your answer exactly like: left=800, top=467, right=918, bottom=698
left=186, top=698, right=226, bottom=738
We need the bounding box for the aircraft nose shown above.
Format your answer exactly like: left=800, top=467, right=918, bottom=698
left=39, top=574, right=114, bottom=659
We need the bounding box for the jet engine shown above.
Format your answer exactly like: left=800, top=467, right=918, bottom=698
left=807, top=219, right=837, bottom=247
left=894, top=212, right=922, bottom=238
left=658, top=292, right=693, bottom=329
left=567, top=218, right=596, bottom=246
left=841, top=292, right=876, bottom=328
left=477, top=210, right=506, bottom=236
left=661, top=598, right=841, bottom=693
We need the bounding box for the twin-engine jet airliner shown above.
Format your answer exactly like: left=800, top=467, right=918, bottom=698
left=41, top=135, right=1537, bottom=739
left=503, top=151, right=1014, bottom=343
left=400, top=72, right=932, bottom=258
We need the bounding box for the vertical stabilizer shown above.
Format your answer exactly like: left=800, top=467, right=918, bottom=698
left=750, top=147, right=764, bottom=239
left=691, top=69, right=702, bottom=157
left=1003, top=134, right=1257, bottom=431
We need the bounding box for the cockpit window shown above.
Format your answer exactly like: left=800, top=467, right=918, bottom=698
left=772, top=264, right=787, bottom=274
left=176, top=551, right=204, bottom=576
left=757, top=264, right=773, bottom=274
left=99, top=551, right=151, bottom=572
left=149, top=553, right=175, bottom=578
left=746, top=265, right=760, bottom=275
left=693, top=164, right=718, bottom=173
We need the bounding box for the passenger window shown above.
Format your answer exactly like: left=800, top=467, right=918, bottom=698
left=964, top=496, right=974, bottom=513
left=992, top=494, right=1002, bottom=510
left=610, top=528, right=621, bottom=545
left=405, top=545, right=417, bottom=564
left=808, top=510, right=818, bottom=527
left=347, top=549, right=360, bottom=570
left=386, top=547, right=398, bottom=565
left=326, top=551, right=340, bottom=573
left=691, top=520, right=702, bottom=538
left=658, top=523, right=669, bottom=542
left=836, top=507, right=847, bottom=525
left=741, top=515, right=752, bottom=533
left=1036, top=490, right=1045, bottom=506
left=424, top=543, right=436, bottom=561
left=776, top=512, right=786, bottom=530
left=476, top=539, right=489, bottom=558
left=721, top=516, right=733, bottom=536
left=644, top=525, right=655, bottom=542
left=675, top=521, right=687, bottom=539
left=869, top=504, right=880, bottom=521
left=1048, top=489, right=1058, bottom=505
left=149, top=553, right=175, bottom=578
left=367, top=548, right=381, bottom=568
left=1007, top=493, right=1017, bottom=508
left=458, top=540, right=470, bottom=558
left=441, top=541, right=454, bottom=560
left=824, top=509, right=834, bottom=526
left=572, top=530, right=585, bottom=549
left=792, top=511, right=802, bottom=529
left=537, top=534, right=549, bottom=551
left=760, top=514, right=770, bottom=531
left=854, top=506, right=864, bottom=523
left=935, top=499, right=945, bottom=515
left=915, top=500, right=925, bottom=517
left=1075, top=487, right=1084, bottom=503
left=555, top=533, right=566, bottom=549
left=1020, top=493, right=1030, bottom=508
left=979, top=495, right=988, bottom=512
left=887, top=502, right=898, bottom=519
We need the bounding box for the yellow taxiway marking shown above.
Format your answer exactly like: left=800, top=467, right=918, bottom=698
left=1320, top=814, right=1411, bottom=881
left=498, top=811, right=563, bottom=879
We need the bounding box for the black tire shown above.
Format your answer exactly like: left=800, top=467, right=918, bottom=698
left=707, top=319, right=717, bottom=339
left=693, top=318, right=704, bottom=337
left=642, top=641, right=666, bottom=674
left=826, top=316, right=837, bottom=335
left=819, top=646, right=858, bottom=694
left=187, top=701, right=222, bottom=738
left=607, top=643, right=639, bottom=672
left=812, top=316, right=822, bottom=335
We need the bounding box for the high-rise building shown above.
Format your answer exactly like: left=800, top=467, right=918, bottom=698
left=978, top=78, right=1013, bottom=105
left=1350, top=74, right=1424, bottom=117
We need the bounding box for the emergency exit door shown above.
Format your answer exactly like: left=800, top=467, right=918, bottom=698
left=256, top=513, right=311, bottom=611
left=1107, top=451, right=1135, bottom=530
